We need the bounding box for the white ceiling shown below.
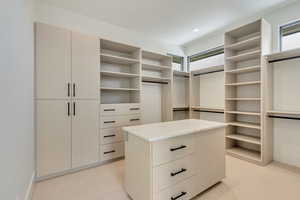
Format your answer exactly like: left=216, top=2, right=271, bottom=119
left=38, top=0, right=294, bottom=45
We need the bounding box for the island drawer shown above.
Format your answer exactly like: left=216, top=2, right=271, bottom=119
left=157, top=175, right=198, bottom=200
left=100, top=127, right=124, bottom=144
left=153, top=154, right=197, bottom=192
left=100, top=114, right=141, bottom=128
left=152, top=134, right=195, bottom=166
left=100, top=142, right=124, bottom=161
left=100, top=104, right=140, bottom=116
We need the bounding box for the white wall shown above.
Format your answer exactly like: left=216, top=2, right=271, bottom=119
left=35, top=1, right=184, bottom=56
left=0, top=0, right=35, bottom=200
left=183, top=0, right=300, bottom=55
left=182, top=0, right=300, bottom=167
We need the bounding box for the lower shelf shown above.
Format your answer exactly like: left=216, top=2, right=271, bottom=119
left=227, top=147, right=261, bottom=162
left=226, top=134, right=261, bottom=145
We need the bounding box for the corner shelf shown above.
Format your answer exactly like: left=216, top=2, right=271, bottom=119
left=226, top=134, right=261, bottom=145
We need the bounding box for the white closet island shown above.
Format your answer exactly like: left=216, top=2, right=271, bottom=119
left=123, top=119, right=226, bottom=200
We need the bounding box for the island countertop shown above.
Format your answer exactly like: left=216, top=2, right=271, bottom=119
left=123, top=119, right=226, bottom=142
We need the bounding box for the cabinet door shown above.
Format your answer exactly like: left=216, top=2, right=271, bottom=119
left=71, top=100, right=99, bottom=168
left=35, top=23, right=71, bottom=99
left=71, top=32, right=100, bottom=99
left=36, top=100, right=71, bottom=177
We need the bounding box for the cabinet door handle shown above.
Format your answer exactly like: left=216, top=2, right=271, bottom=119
left=67, top=102, right=70, bottom=116
left=73, top=83, right=76, bottom=97
left=130, top=108, right=140, bottom=111
left=171, top=192, right=187, bottom=200
left=67, top=83, right=71, bottom=97
left=104, top=134, right=116, bottom=138
left=104, top=109, right=115, bottom=112
left=104, top=121, right=115, bottom=124
left=170, top=145, right=187, bottom=152
left=104, top=150, right=115, bottom=154
left=130, top=118, right=140, bottom=121
left=170, top=168, right=187, bottom=177
left=73, top=102, right=76, bottom=116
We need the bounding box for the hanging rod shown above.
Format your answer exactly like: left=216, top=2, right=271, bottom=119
left=193, top=69, right=224, bottom=77
left=142, top=80, right=168, bottom=84
left=268, top=55, right=300, bottom=63
left=173, top=108, right=189, bottom=112
left=268, top=115, right=300, bottom=120
left=193, top=109, right=224, bottom=114
left=174, top=74, right=190, bottom=78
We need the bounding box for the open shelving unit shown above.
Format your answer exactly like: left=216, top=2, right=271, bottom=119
left=224, top=19, right=272, bottom=165
left=173, top=71, right=190, bottom=120
left=100, top=39, right=141, bottom=104
left=190, top=65, right=225, bottom=122
left=141, top=50, right=173, bottom=122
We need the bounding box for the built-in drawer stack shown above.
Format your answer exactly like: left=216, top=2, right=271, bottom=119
left=152, top=134, right=199, bottom=200
left=100, top=103, right=141, bottom=161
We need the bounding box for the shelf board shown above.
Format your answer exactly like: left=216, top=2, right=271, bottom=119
left=173, top=71, right=190, bottom=77
left=100, top=87, right=139, bottom=91
left=142, top=50, right=171, bottom=61
left=226, top=134, right=261, bottom=145
left=227, top=147, right=261, bottom=162
left=226, top=111, right=261, bottom=116
left=225, top=81, right=261, bottom=86
left=226, top=50, right=261, bottom=62
left=192, top=107, right=224, bottom=113
left=225, top=36, right=261, bottom=51
left=142, top=76, right=171, bottom=82
left=225, top=65, right=260, bottom=74
left=226, top=98, right=261, bottom=101
left=228, top=121, right=261, bottom=130
left=101, top=53, right=139, bottom=65
left=267, top=110, right=300, bottom=115
left=142, top=63, right=171, bottom=71
left=173, top=106, right=189, bottom=111
left=100, top=71, right=139, bottom=78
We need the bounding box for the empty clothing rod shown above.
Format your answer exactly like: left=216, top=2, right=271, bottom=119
left=193, top=110, right=224, bottom=114
left=193, top=69, right=224, bottom=77
left=173, top=108, right=189, bottom=112
left=269, top=55, right=300, bottom=63
left=142, top=80, right=168, bottom=84
left=269, top=115, right=300, bottom=120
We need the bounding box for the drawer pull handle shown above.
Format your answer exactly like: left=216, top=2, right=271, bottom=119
left=104, top=150, right=115, bottom=154
left=104, top=121, right=115, bottom=124
left=170, top=168, right=187, bottom=177
left=170, top=145, right=187, bottom=152
left=171, top=192, right=187, bottom=200
left=104, top=134, right=116, bottom=138
left=104, top=109, right=115, bottom=111
left=130, top=118, right=140, bottom=121
left=130, top=108, right=140, bottom=110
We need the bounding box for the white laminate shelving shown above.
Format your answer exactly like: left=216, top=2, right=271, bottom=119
left=100, top=71, right=139, bottom=78
left=224, top=19, right=271, bottom=165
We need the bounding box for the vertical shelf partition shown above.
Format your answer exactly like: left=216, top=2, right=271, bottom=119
left=224, top=19, right=272, bottom=165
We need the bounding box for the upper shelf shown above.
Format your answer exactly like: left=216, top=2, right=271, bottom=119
left=142, top=63, right=171, bottom=71
left=100, top=71, right=139, bottom=78
left=101, top=53, right=139, bottom=65
left=142, top=50, right=171, bottom=61
left=225, top=81, right=261, bottom=86
left=226, top=50, right=261, bottom=62
left=267, top=110, right=300, bottom=115
left=142, top=76, right=171, bottom=83
left=101, top=39, right=140, bottom=54
left=225, top=36, right=261, bottom=51
left=266, top=48, right=300, bottom=63
left=173, top=71, right=190, bottom=77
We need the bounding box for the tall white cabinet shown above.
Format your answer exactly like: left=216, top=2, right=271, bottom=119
left=35, top=23, right=100, bottom=178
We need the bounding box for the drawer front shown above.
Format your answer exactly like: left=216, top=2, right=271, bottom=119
left=154, top=154, right=197, bottom=192
left=100, top=142, right=124, bottom=161
left=100, top=114, right=141, bottom=128
left=157, top=175, right=198, bottom=200
left=100, top=104, right=140, bottom=116
left=152, top=134, right=195, bottom=166
left=100, top=128, right=123, bottom=144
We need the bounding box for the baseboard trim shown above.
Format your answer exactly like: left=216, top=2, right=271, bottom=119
left=35, top=157, right=124, bottom=182
left=25, top=172, right=35, bottom=200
